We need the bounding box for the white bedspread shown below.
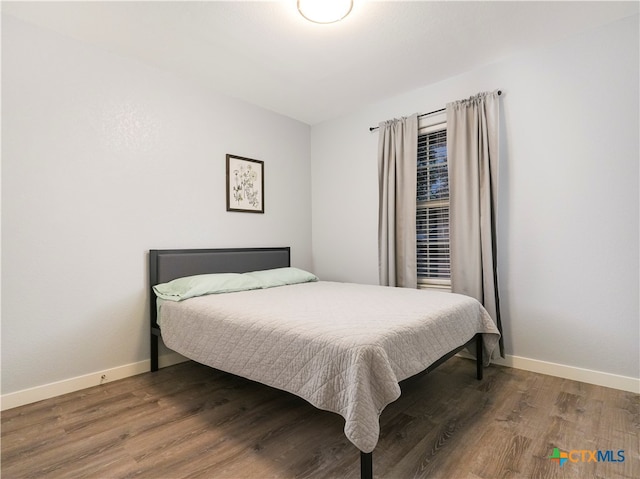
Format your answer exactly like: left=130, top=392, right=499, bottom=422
left=157, top=281, right=500, bottom=452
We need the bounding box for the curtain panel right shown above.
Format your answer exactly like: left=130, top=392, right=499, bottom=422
left=446, top=91, right=504, bottom=357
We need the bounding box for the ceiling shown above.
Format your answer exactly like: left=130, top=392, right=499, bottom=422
left=2, top=1, right=638, bottom=125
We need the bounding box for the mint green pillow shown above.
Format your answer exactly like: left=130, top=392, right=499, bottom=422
left=246, top=267, right=318, bottom=288
left=153, top=273, right=262, bottom=301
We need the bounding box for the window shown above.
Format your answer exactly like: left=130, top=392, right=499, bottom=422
left=417, top=122, right=450, bottom=290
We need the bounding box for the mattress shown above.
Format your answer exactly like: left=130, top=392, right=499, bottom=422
left=157, top=281, right=500, bottom=452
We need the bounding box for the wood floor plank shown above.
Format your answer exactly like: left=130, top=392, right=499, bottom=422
left=2, top=358, right=638, bottom=478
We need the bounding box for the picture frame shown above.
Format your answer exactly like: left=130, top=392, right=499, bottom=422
left=226, top=154, right=264, bottom=213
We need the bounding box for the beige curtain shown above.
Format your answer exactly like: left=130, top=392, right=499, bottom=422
left=377, top=114, right=418, bottom=287
left=447, top=91, right=504, bottom=356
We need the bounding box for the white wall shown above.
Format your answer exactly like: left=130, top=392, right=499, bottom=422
left=311, top=15, right=639, bottom=380
left=1, top=16, right=312, bottom=395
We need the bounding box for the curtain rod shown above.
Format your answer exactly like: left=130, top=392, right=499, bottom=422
left=369, top=90, right=502, bottom=132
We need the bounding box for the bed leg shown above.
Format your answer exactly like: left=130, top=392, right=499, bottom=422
left=360, top=451, right=373, bottom=479
left=476, top=333, right=483, bottom=380
left=151, top=333, right=159, bottom=372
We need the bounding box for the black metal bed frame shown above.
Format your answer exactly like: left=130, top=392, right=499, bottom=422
left=148, top=247, right=483, bottom=479
left=149, top=247, right=292, bottom=372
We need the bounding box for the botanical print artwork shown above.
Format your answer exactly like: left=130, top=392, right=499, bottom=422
left=232, top=163, right=259, bottom=208
left=226, top=154, right=264, bottom=213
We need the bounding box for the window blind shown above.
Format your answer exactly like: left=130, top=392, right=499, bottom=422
left=417, top=128, right=451, bottom=289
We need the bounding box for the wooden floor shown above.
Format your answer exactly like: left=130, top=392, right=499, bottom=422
left=2, top=358, right=638, bottom=479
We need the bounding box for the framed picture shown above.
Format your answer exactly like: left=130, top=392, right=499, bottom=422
left=226, top=154, right=264, bottom=213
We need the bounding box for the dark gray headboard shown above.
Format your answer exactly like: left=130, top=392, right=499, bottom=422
left=150, top=247, right=291, bottom=285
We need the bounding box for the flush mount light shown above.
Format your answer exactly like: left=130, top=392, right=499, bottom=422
left=297, top=0, right=353, bottom=24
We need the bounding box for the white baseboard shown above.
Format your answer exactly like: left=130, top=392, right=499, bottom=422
left=0, top=352, right=188, bottom=411
left=459, top=351, right=640, bottom=393
left=3, top=351, right=637, bottom=411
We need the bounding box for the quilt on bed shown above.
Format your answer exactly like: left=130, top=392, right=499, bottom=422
left=157, top=281, right=500, bottom=452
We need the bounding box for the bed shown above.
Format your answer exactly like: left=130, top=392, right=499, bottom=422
left=149, top=247, right=500, bottom=479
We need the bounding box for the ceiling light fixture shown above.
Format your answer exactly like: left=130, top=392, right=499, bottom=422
left=297, top=0, right=353, bottom=24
